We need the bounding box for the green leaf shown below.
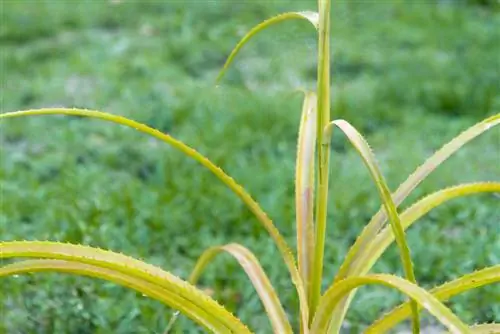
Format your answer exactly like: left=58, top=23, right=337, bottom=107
left=309, top=0, right=331, bottom=318
left=295, top=92, right=317, bottom=300
left=311, top=274, right=470, bottom=334
left=322, top=120, right=419, bottom=333
left=337, top=113, right=500, bottom=283
left=365, top=266, right=500, bottom=333
left=169, top=243, right=293, bottom=334
left=328, top=183, right=500, bottom=330
left=353, top=182, right=500, bottom=278
left=0, top=108, right=307, bottom=323
left=216, top=11, right=319, bottom=83
left=0, top=243, right=252, bottom=333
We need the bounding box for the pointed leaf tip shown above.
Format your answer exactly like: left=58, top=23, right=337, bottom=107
left=216, top=11, right=319, bottom=84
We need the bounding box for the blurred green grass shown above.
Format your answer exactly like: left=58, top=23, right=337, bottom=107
left=1, top=0, right=499, bottom=333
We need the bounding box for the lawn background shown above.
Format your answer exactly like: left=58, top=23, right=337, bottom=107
left=1, top=0, right=499, bottom=333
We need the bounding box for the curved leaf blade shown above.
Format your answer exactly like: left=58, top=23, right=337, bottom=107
left=1, top=259, right=236, bottom=333
left=365, top=265, right=500, bottom=333
left=329, top=183, right=500, bottom=330
left=353, top=182, right=500, bottom=278
left=311, top=274, right=470, bottom=334
left=295, top=92, right=317, bottom=299
left=323, top=119, right=420, bottom=332
left=0, top=244, right=252, bottom=333
left=337, top=113, right=500, bottom=282
left=171, top=243, right=293, bottom=334
left=0, top=108, right=307, bottom=321
left=216, top=11, right=319, bottom=83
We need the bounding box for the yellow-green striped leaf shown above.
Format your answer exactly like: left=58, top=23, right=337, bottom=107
left=0, top=243, right=252, bottom=333
left=365, top=265, right=500, bottom=333
left=0, top=108, right=307, bottom=321
left=311, top=274, right=470, bottom=334
left=328, top=183, right=500, bottom=331
left=170, top=243, right=293, bottom=334
left=337, top=114, right=500, bottom=283
left=322, top=119, right=419, bottom=333
left=308, top=0, right=331, bottom=317
left=295, top=92, right=317, bottom=301
left=353, top=182, right=500, bottom=278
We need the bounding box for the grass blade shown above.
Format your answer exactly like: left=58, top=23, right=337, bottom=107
left=311, top=274, right=470, bottom=334
left=309, top=0, right=331, bottom=318
left=0, top=242, right=252, bottom=333
left=216, top=11, right=318, bottom=83
left=296, top=92, right=317, bottom=299
left=328, top=183, right=500, bottom=329
left=169, top=243, right=293, bottom=334
left=336, top=113, right=500, bottom=283
left=323, top=119, right=420, bottom=333
left=353, top=182, right=500, bottom=278
left=2, top=260, right=232, bottom=333
left=365, top=265, right=500, bottom=333
left=0, top=108, right=308, bottom=323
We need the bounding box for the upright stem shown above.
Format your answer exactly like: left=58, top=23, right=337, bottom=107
left=309, top=0, right=331, bottom=321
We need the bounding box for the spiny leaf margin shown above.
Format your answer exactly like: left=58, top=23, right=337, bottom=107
left=353, top=182, right=500, bottom=279
left=0, top=242, right=252, bottom=333
left=365, top=265, right=500, bottom=333
left=323, top=119, right=420, bottom=333
left=311, top=274, right=470, bottom=334
left=337, top=113, right=500, bottom=283
left=329, top=182, right=500, bottom=331
left=0, top=108, right=308, bottom=323
left=170, top=243, right=293, bottom=334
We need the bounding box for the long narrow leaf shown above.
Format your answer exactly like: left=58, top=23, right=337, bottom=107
left=216, top=11, right=319, bottom=83
left=353, top=182, right=500, bottom=278
left=296, top=92, right=317, bottom=299
left=0, top=108, right=308, bottom=322
left=0, top=243, right=252, bottom=333
left=365, top=265, right=500, bottom=333
left=170, top=244, right=292, bottom=334
left=1, top=260, right=236, bottom=333
left=336, top=113, right=500, bottom=282
left=309, top=0, right=331, bottom=317
left=328, top=183, right=500, bottom=329
left=323, top=119, right=420, bottom=333
left=311, top=274, right=470, bottom=334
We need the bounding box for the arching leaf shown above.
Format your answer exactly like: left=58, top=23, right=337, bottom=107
left=216, top=11, right=319, bottom=83
left=353, top=182, right=500, bottom=277
left=328, top=183, right=499, bottom=333
left=0, top=108, right=307, bottom=320
left=323, top=119, right=419, bottom=333
left=365, top=266, right=500, bottom=333
left=337, top=114, right=500, bottom=283
left=169, top=243, right=293, bottom=334
left=312, top=274, right=470, bottom=334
